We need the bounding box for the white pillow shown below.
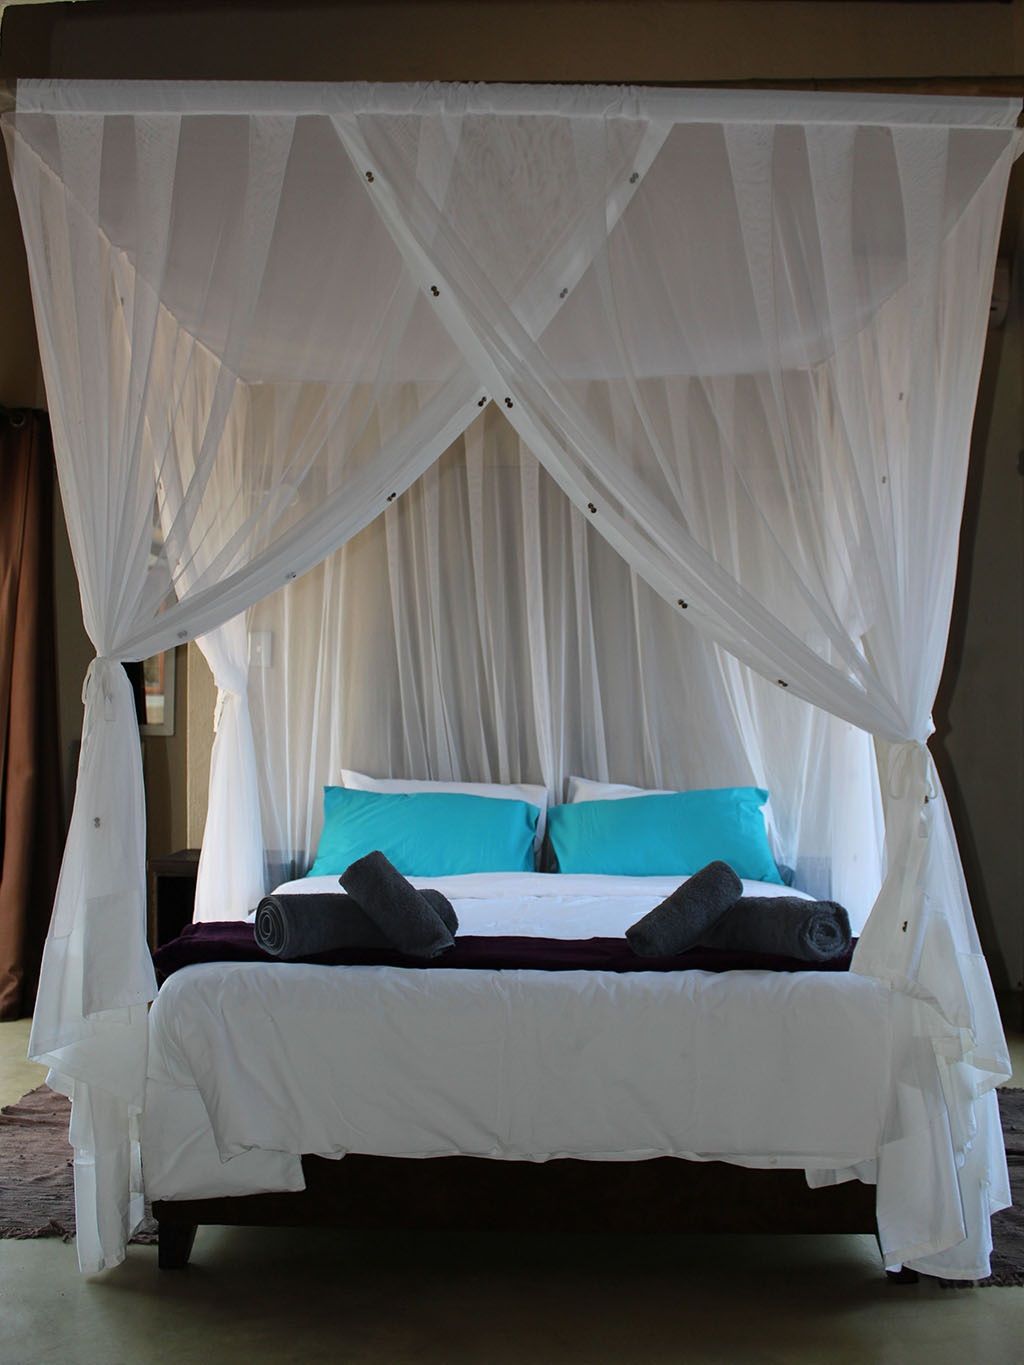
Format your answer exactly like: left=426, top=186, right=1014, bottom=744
left=340, top=769, right=549, bottom=857
left=565, top=776, right=675, bottom=804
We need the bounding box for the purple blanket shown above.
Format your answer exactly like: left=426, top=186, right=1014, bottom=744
left=154, top=921, right=854, bottom=983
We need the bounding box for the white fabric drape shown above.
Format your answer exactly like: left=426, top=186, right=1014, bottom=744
left=150, top=346, right=263, bottom=922
left=192, top=619, right=264, bottom=922
left=4, top=80, right=1018, bottom=1276
left=250, top=410, right=885, bottom=919
left=328, top=104, right=1016, bottom=1274
left=3, top=97, right=480, bottom=1270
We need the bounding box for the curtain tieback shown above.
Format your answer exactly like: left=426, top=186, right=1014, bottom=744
left=213, top=685, right=246, bottom=734
left=82, top=656, right=122, bottom=723
left=887, top=738, right=937, bottom=839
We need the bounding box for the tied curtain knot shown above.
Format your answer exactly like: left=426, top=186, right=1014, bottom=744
left=82, top=656, right=126, bottom=723
left=213, top=684, right=247, bottom=734
left=886, top=737, right=938, bottom=840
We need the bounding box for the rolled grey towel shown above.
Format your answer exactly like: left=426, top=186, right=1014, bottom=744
left=254, top=893, right=392, bottom=960
left=702, top=897, right=852, bottom=962
left=421, top=888, right=459, bottom=936
left=340, top=850, right=454, bottom=959
left=626, top=861, right=742, bottom=958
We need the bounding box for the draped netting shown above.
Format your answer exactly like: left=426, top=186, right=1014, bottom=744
left=2, top=81, right=1019, bottom=1277
left=248, top=407, right=886, bottom=923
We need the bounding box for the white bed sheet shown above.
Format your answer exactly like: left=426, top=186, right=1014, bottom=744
left=254, top=871, right=812, bottom=936
left=143, top=872, right=892, bottom=1204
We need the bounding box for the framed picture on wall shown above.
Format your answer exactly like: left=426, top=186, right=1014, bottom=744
left=138, top=496, right=178, bottom=737
left=139, top=648, right=176, bottom=736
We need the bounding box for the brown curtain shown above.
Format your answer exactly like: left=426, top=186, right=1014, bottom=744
left=0, top=408, right=62, bottom=1020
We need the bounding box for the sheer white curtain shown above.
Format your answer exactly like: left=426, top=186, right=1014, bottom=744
left=2, top=97, right=479, bottom=1271
left=4, top=80, right=1018, bottom=1277
left=149, top=344, right=264, bottom=922
left=332, top=101, right=1017, bottom=1273
left=250, top=407, right=884, bottom=920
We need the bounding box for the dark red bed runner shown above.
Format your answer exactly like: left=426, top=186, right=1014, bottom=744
left=153, top=921, right=854, bottom=984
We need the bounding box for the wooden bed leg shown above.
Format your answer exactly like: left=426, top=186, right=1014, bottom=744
left=158, top=1222, right=197, bottom=1270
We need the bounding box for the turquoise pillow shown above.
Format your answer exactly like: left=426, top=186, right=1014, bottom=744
left=546, top=788, right=782, bottom=882
left=307, top=787, right=540, bottom=877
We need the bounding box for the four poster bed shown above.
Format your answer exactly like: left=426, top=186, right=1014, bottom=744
left=145, top=874, right=882, bottom=1268
left=1, top=80, right=1018, bottom=1282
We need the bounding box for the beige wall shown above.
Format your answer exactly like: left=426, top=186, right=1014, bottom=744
left=142, top=645, right=190, bottom=858
left=0, top=1, right=1021, bottom=997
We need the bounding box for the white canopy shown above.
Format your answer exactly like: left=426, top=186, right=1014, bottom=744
left=2, top=80, right=1018, bottom=1276
left=248, top=410, right=887, bottom=924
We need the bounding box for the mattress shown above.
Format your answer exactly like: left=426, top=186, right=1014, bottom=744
left=142, top=872, right=892, bottom=1203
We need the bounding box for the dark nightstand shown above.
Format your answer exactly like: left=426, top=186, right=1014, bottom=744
left=149, top=849, right=200, bottom=949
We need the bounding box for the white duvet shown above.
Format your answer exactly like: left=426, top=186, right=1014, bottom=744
left=143, top=872, right=892, bottom=1206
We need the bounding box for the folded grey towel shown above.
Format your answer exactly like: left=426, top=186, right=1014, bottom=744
left=340, top=850, right=455, bottom=959
left=626, top=861, right=742, bottom=958
left=421, top=888, right=459, bottom=936
left=254, top=893, right=391, bottom=960
left=702, top=897, right=852, bottom=962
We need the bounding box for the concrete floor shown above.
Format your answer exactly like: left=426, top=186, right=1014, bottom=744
left=2, top=1017, right=1024, bottom=1365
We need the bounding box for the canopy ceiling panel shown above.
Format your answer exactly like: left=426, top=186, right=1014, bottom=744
left=5, top=86, right=1016, bottom=685
left=7, top=88, right=1015, bottom=388
left=2, top=80, right=1019, bottom=1279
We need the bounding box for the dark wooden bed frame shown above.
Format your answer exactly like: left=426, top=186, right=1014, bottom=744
left=153, top=1150, right=914, bottom=1280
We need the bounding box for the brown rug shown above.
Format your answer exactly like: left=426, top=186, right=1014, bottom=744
left=0, top=1085, right=156, bottom=1245
left=1, top=1084, right=1021, bottom=1281
left=984, top=1086, right=1024, bottom=1286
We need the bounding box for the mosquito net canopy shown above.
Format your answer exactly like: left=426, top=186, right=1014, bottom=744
left=3, top=79, right=1018, bottom=1275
